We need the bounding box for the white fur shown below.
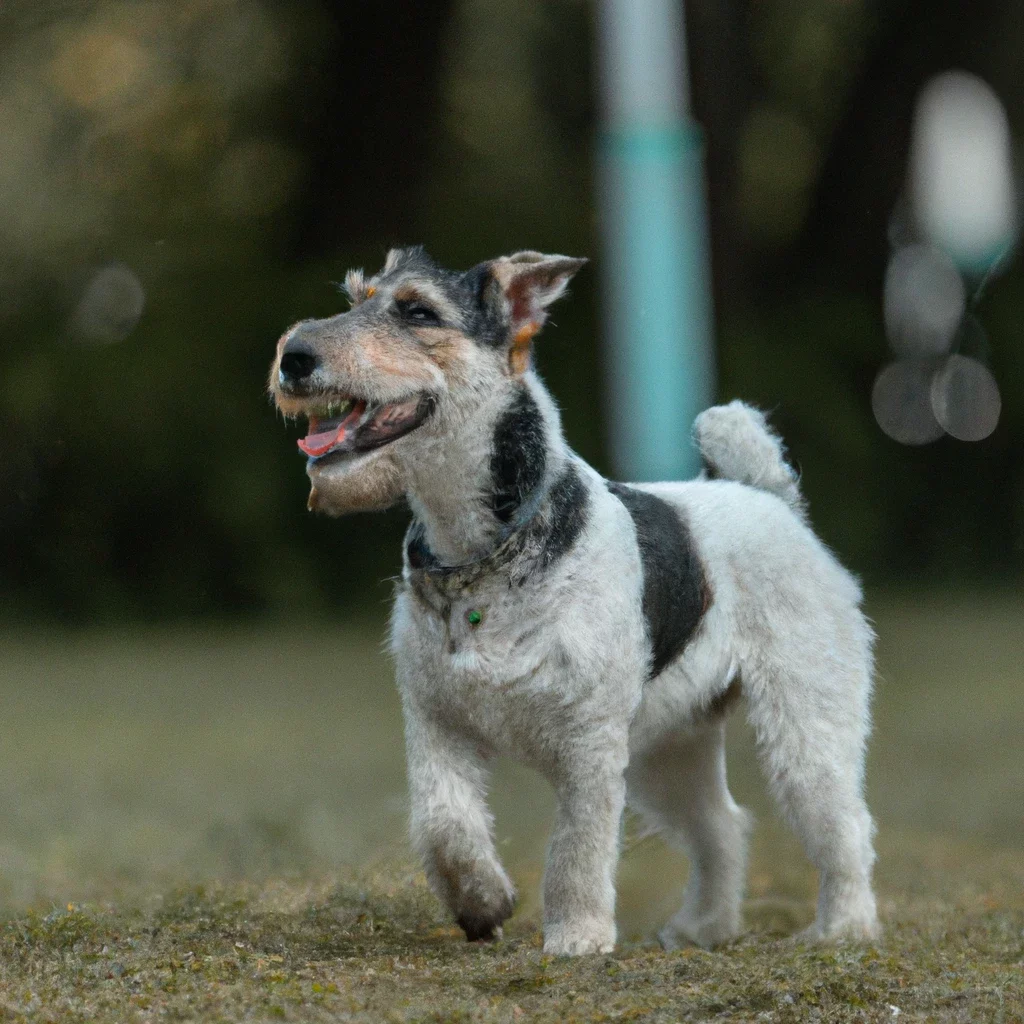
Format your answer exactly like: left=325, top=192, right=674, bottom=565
left=694, top=400, right=805, bottom=516
left=390, top=389, right=880, bottom=955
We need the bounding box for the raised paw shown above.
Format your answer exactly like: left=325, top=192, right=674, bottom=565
left=454, top=876, right=516, bottom=943
left=457, top=913, right=506, bottom=943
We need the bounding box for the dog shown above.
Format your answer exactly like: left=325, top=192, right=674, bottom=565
left=270, top=246, right=879, bottom=955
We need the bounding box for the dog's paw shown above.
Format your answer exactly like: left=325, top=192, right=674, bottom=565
left=455, top=875, right=516, bottom=943
left=457, top=914, right=505, bottom=943
left=543, top=919, right=616, bottom=956
left=659, top=911, right=742, bottom=950
left=793, top=914, right=881, bottom=946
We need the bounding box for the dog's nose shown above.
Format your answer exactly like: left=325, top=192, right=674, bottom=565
left=279, top=338, right=319, bottom=383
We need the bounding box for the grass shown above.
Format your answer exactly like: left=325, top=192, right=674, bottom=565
left=0, top=838, right=1020, bottom=1023
left=0, top=593, right=1020, bottom=1021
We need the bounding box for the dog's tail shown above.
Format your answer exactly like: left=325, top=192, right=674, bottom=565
left=693, top=401, right=805, bottom=516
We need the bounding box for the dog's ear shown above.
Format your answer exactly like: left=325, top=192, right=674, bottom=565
left=488, top=251, right=587, bottom=374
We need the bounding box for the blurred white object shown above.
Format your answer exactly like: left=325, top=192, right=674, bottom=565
left=598, top=0, right=688, bottom=123
left=871, top=360, right=945, bottom=446
left=597, top=0, right=715, bottom=480
left=873, top=353, right=1002, bottom=446
left=909, top=71, right=1018, bottom=272
left=883, top=244, right=965, bottom=356
left=72, top=263, right=145, bottom=344
left=931, top=354, right=1001, bottom=441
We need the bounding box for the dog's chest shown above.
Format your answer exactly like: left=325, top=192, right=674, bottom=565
left=402, top=568, right=551, bottom=678
left=393, top=572, right=586, bottom=752
left=392, top=485, right=654, bottom=754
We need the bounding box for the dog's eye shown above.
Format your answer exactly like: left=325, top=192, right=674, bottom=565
left=397, top=300, right=441, bottom=326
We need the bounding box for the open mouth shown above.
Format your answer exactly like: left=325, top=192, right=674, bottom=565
left=297, top=395, right=433, bottom=463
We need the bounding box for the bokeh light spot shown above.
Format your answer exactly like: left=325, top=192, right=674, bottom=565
left=871, top=360, right=945, bottom=446
left=910, top=70, right=1018, bottom=272
left=931, top=354, right=1001, bottom=442
left=883, top=244, right=965, bottom=356
left=49, top=30, right=151, bottom=110
left=72, top=263, right=146, bottom=345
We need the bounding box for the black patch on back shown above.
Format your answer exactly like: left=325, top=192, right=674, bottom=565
left=490, top=389, right=547, bottom=523
left=607, top=482, right=710, bottom=679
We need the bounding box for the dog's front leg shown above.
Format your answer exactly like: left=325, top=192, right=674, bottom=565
left=542, top=734, right=628, bottom=955
left=405, top=711, right=515, bottom=941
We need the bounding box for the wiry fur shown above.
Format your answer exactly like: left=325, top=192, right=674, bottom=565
left=695, top=401, right=805, bottom=516
left=269, top=248, right=880, bottom=956
left=342, top=267, right=366, bottom=305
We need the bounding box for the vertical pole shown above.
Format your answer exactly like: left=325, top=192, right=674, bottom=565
left=597, top=0, right=715, bottom=482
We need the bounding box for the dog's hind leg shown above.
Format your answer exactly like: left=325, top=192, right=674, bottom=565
left=742, top=634, right=879, bottom=942
left=626, top=722, right=751, bottom=948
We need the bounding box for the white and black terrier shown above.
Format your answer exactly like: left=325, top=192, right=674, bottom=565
left=270, top=247, right=879, bottom=955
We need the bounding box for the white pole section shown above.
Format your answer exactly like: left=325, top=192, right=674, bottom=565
left=597, top=0, right=715, bottom=481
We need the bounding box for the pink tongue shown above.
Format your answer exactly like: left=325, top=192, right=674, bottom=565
left=297, top=401, right=366, bottom=457
left=298, top=425, right=346, bottom=457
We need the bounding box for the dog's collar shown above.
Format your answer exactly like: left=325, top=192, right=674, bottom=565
left=403, top=462, right=589, bottom=602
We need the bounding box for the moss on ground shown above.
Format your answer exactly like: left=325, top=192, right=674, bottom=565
left=0, top=605, right=1019, bottom=1021
left=0, top=835, right=1020, bottom=1024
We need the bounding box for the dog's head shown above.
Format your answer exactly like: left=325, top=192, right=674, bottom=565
left=269, top=246, right=586, bottom=515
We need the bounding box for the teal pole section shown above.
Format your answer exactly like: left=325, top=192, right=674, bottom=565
left=597, top=1, right=715, bottom=483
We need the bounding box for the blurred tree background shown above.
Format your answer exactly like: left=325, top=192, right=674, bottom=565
left=1, top=0, right=1022, bottom=623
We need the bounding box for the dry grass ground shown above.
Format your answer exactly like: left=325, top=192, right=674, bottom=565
left=0, top=593, right=1020, bottom=1022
